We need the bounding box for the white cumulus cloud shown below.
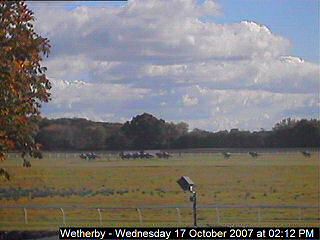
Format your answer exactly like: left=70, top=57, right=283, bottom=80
left=182, top=94, right=199, bottom=106
left=29, top=0, right=319, bottom=130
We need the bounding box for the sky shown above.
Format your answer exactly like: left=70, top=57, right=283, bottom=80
left=28, top=0, right=319, bottom=131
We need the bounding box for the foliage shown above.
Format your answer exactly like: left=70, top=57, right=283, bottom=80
left=121, top=113, right=167, bottom=149
left=0, top=2, right=50, bottom=166
left=267, top=118, right=320, bottom=147
left=35, top=118, right=122, bottom=150
left=34, top=114, right=319, bottom=150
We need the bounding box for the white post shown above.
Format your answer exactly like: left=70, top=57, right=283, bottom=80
left=176, top=208, right=182, bottom=225
left=97, top=208, right=102, bottom=226
left=136, top=208, right=143, bottom=224
left=60, top=208, right=66, bottom=225
left=257, top=208, right=261, bottom=223
left=24, top=208, right=28, bottom=224
left=299, top=208, right=302, bottom=221
left=215, top=207, right=220, bottom=225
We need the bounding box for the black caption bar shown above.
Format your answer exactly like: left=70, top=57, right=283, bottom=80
left=59, top=227, right=319, bottom=239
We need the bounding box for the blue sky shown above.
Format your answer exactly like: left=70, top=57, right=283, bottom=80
left=30, top=0, right=319, bottom=131
left=214, top=0, right=319, bottom=63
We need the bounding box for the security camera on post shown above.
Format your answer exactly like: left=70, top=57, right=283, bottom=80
left=177, top=176, right=197, bottom=227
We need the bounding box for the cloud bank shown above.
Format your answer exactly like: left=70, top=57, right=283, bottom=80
left=30, top=0, right=319, bottom=131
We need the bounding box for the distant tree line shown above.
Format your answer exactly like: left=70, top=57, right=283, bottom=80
left=34, top=113, right=319, bottom=151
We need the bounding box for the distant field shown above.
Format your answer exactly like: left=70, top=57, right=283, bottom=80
left=0, top=151, right=319, bottom=230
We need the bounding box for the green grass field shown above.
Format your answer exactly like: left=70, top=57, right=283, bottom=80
left=0, top=151, right=319, bottom=230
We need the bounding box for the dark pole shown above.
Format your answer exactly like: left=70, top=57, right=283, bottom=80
left=192, top=191, right=197, bottom=227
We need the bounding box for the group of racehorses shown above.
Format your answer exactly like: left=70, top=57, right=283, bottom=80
left=79, top=152, right=100, bottom=160
left=79, top=150, right=311, bottom=160
left=119, top=151, right=171, bottom=159
left=222, top=150, right=312, bottom=159
left=79, top=151, right=171, bottom=160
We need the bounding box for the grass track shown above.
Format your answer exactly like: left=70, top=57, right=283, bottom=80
left=0, top=151, right=319, bottom=229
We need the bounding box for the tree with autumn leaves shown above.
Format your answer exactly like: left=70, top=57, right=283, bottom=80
left=0, top=1, right=51, bottom=180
